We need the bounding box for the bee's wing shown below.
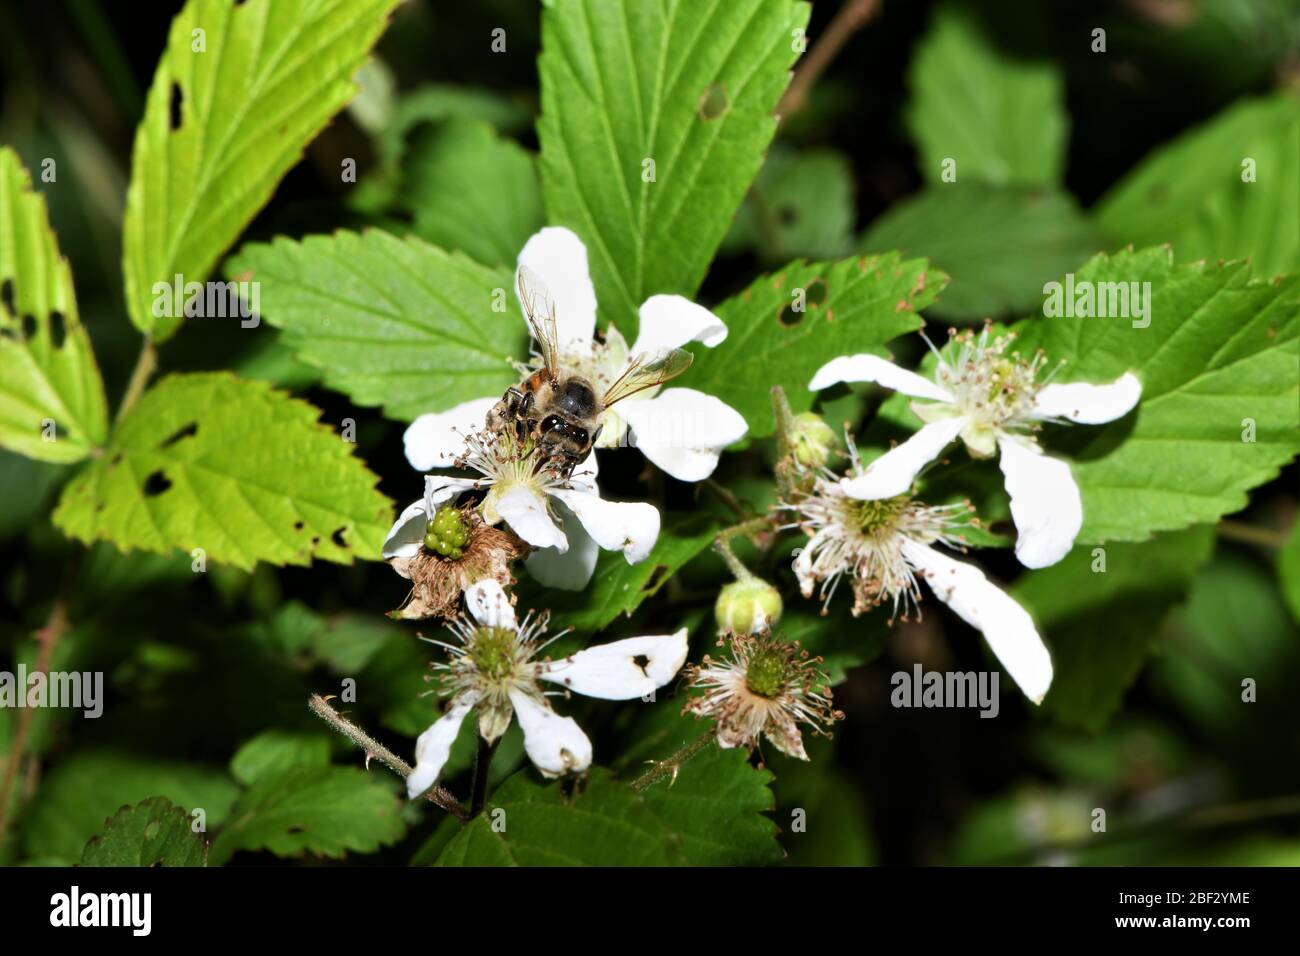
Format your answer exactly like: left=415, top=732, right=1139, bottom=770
left=602, top=348, right=694, bottom=408
left=517, top=265, right=560, bottom=380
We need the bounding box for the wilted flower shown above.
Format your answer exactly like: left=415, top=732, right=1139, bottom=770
left=683, top=628, right=841, bottom=760
left=403, top=226, right=748, bottom=483
left=809, top=326, right=1141, bottom=568
left=407, top=580, right=688, bottom=798
left=382, top=498, right=525, bottom=621
left=787, top=436, right=1053, bottom=704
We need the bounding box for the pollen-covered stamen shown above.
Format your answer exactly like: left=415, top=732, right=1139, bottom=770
left=783, top=439, right=975, bottom=619
left=429, top=608, right=557, bottom=724
left=684, top=630, right=842, bottom=761
left=924, top=325, right=1057, bottom=445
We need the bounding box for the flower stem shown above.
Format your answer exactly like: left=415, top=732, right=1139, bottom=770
left=630, top=730, right=716, bottom=792
left=115, top=337, right=157, bottom=425
left=308, top=694, right=469, bottom=820
left=1215, top=519, right=1291, bottom=550
left=778, top=0, right=881, bottom=118
left=469, top=734, right=498, bottom=816
left=713, top=515, right=773, bottom=582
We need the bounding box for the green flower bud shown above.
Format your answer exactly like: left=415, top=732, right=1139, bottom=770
left=715, top=577, right=783, bottom=634
left=424, top=505, right=470, bottom=559
left=791, top=412, right=837, bottom=467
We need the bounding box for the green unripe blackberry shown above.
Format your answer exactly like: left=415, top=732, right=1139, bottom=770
left=424, top=505, right=470, bottom=559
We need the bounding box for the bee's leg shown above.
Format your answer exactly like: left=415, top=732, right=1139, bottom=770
left=518, top=390, right=534, bottom=419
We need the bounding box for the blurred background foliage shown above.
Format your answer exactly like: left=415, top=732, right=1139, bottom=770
left=1, top=0, right=1297, bottom=865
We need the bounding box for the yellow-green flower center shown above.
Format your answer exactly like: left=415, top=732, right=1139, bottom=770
left=745, top=646, right=792, bottom=699
left=468, top=626, right=519, bottom=682
left=853, top=494, right=909, bottom=535
left=425, top=505, right=469, bottom=559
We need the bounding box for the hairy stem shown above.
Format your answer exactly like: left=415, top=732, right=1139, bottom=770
left=0, top=589, right=73, bottom=845
left=779, top=0, right=881, bottom=118
left=308, top=694, right=469, bottom=820
left=714, top=515, right=774, bottom=582
left=630, top=730, right=717, bottom=792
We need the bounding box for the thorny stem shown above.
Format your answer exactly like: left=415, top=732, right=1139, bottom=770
left=469, top=734, right=498, bottom=817
left=778, top=0, right=881, bottom=118
left=115, top=337, right=157, bottom=425
left=1215, top=519, right=1291, bottom=550
left=629, top=730, right=717, bottom=792
left=0, top=590, right=73, bottom=845
left=714, top=515, right=773, bottom=582
left=308, top=694, right=469, bottom=820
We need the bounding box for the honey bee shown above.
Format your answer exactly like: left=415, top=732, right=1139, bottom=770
left=487, top=265, right=694, bottom=475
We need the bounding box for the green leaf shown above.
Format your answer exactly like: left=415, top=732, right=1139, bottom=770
left=722, top=146, right=856, bottom=264
left=1095, top=94, right=1300, bottom=279
left=229, top=230, right=523, bottom=421
left=861, top=185, right=1100, bottom=321
left=537, top=0, right=809, bottom=332
left=406, top=120, right=544, bottom=268
left=906, top=4, right=1066, bottom=187
left=52, top=372, right=394, bottom=570
left=1279, top=518, right=1300, bottom=623
left=1013, top=247, right=1299, bottom=543
left=230, top=730, right=331, bottom=786
left=684, top=252, right=943, bottom=437
left=22, top=751, right=240, bottom=862
left=433, top=755, right=780, bottom=866
left=1013, top=526, right=1215, bottom=730
left=545, top=515, right=719, bottom=632
left=209, top=765, right=406, bottom=865
left=80, top=797, right=208, bottom=867
left=122, top=0, right=401, bottom=340
left=0, top=148, right=108, bottom=462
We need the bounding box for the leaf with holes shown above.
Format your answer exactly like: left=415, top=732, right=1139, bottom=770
left=544, top=514, right=719, bottom=633
left=51, top=372, right=393, bottom=570
left=0, top=148, right=108, bottom=463
left=406, top=120, right=544, bottom=269
left=228, top=230, right=523, bottom=421
left=537, top=0, right=809, bottom=334
left=80, top=797, right=208, bottom=867
left=123, top=0, right=401, bottom=341
left=208, top=765, right=406, bottom=865
left=1014, top=527, right=1214, bottom=730
left=433, top=756, right=780, bottom=866
left=1012, top=247, right=1299, bottom=543
left=682, top=252, right=944, bottom=437
left=861, top=184, right=1100, bottom=321
left=1096, top=94, right=1299, bottom=279
left=906, top=4, right=1067, bottom=187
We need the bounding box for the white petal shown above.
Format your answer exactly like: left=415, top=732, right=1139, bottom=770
left=902, top=541, right=1053, bottom=704
left=382, top=498, right=430, bottom=560
left=541, top=630, right=689, bottom=700
left=495, top=485, right=568, bottom=551
left=840, top=416, right=967, bottom=500
left=549, top=487, right=659, bottom=563
left=407, top=694, right=478, bottom=798
left=1030, top=372, right=1142, bottom=424
left=525, top=501, right=599, bottom=590
left=403, top=397, right=497, bottom=472
left=632, top=295, right=727, bottom=354
left=508, top=690, right=592, bottom=777
left=464, top=579, right=518, bottom=631
left=808, top=354, right=954, bottom=402
left=620, top=387, right=748, bottom=482
left=517, top=227, right=597, bottom=353
left=997, top=436, right=1082, bottom=569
